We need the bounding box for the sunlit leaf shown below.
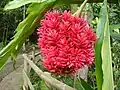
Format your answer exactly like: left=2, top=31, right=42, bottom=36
left=5, top=0, right=118, bottom=10
left=95, top=0, right=114, bottom=90
left=4, top=0, right=45, bottom=10
left=101, top=0, right=114, bottom=90
left=40, top=80, right=49, bottom=90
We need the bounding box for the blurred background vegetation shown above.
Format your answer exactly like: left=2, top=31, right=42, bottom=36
left=0, top=0, right=23, bottom=48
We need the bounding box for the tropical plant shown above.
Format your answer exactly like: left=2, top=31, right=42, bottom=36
left=0, top=0, right=119, bottom=90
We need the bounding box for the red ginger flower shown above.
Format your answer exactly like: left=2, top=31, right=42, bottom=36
left=37, top=11, right=96, bottom=75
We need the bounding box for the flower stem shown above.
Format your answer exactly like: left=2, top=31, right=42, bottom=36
left=73, top=0, right=88, bottom=17
left=73, top=73, right=77, bottom=90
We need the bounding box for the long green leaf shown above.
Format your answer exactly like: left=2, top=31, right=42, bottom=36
left=101, top=0, right=114, bottom=90
left=0, top=0, right=56, bottom=71
left=95, top=39, right=103, bottom=90
left=5, top=0, right=119, bottom=11
left=4, top=0, right=45, bottom=10
left=95, top=1, right=106, bottom=90
left=95, top=0, right=114, bottom=90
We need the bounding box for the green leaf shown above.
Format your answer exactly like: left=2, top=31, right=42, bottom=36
left=64, top=77, right=85, bottom=90
left=110, top=24, right=120, bottom=30
left=111, top=33, right=120, bottom=41
left=40, top=80, right=49, bottom=90
left=117, top=79, right=120, bottom=90
left=101, top=1, right=114, bottom=89
left=0, top=0, right=56, bottom=71
left=4, top=0, right=44, bottom=10
left=72, top=0, right=88, bottom=16
left=80, top=79, right=93, bottom=90
left=64, top=77, right=73, bottom=87
left=95, top=39, right=103, bottom=90
left=0, top=50, right=12, bottom=70
left=95, top=3, right=105, bottom=90
left=95, top=0, right=114, bottom=90
left=75, top=78, right=93, bottom=90
left=56, top=0, right=118, bottom=4
left=75, top=79, right=85, bottom=90
left=102, top=22, right=114, bottom=90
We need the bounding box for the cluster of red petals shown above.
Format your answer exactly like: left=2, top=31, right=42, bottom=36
left=37, top=11, right=96, bottom=75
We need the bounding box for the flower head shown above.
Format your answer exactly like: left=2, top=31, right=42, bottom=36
left=37, top=11, right=96, bottom=74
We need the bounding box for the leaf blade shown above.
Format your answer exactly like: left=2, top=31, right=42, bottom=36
left=4, top=0, right=45, bottom=10
left=101, top=1, right=114, bottom=90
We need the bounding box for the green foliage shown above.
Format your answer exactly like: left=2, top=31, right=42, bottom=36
left=0, top=0, right=23, bottom=47
left=111, top=33, right=120, bottom=41
left=117, top=79, right=120, bottom=90
left=95, top=5, right=104, bottom=90
left=109, top=4, right=120, bottom=90
left=112, top=39, right=120, bottom=90
left=30, top=68, right=42, bottom=90
left=110, top=24, right=120, bottom=30
left=80, top=79, right=93, bottom=90
left=101, top=4, right=114, bottom=90
left=109, top=4, right=120, bottom=25
left=40, top=80, right=49, bottom=90
left=75, top=79, right=85, bottom=90
left=4, top=0, right=44, bottom=10
left=0, top=0, right=56, bottom=71
left=64, top=77, right=85, bottom=90
left=63, top=76, right=93, bottom=90
left=95, top=0, right=114, bottom=90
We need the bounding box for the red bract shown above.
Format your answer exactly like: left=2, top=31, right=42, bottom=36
left=37, top=11, right=96, bottom=74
